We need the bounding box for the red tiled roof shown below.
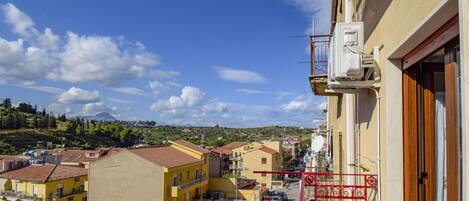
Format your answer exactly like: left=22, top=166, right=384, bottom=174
left=258, top=146, right=278, bottom=154
left=222, top=142, right=249, bottom=150
left=0, top=165, right=86, bottom=182
left=59, top=150, right=87, bottom=163
left=0, top=155, right=26, bottom=162
left=130, top=146, right=201, bottom=168
left=210, top=147, right=233, bottom=155
left=172, top=140, right=211, bottom=154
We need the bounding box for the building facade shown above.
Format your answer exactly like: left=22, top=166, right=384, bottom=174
left=0, top=164, right=87, bottom=201
left=88, top=141, right=209, bottom=201
left=309, top=0, right=469, bottom=200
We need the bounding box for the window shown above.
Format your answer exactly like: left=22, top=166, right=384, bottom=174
left=172, top=175, right=178, bottom=186
left=178, top=173, right=182, bottom=182
left=187, top=170, right=190, bottom=179
left=261, top=173, right=266, bottom=177
left=68, top=197, right=73, bottom=201
left=261, top=183, right=266, bottom=187
left=82, top=197, right=87, bottom=201
left=32, top=185, right=39, bottom=196
left=261, top=158, right=267, bottom=164
left=195, top=168, right=201, bottom=179
left=56, top=184, right=64, bottom=197
left=75, top=177, right=80, bottom=182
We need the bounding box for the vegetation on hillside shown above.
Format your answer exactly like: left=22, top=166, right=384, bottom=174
left=0, top=98, right=315, bottom=155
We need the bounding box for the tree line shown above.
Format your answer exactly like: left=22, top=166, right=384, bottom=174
left=0, top=98, right=59, bottom=130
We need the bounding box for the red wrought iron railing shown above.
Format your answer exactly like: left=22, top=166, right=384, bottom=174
left=254, top=171, right=377, bottom=201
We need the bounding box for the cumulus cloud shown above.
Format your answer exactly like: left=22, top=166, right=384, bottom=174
left=57, top=87, right=101, bottom=104
left=47, top=32, right=159, bottom=85
left=281, top=94, right=326, bottom=113
left=215, top=67, right=267, bottom=84
left=81, top=102, right=119, bottom=116
left=276, top=91, right=295, bottom=100
left=111, top=87, right=149, bottom=96
left=148, top=80, right=170, bottom=96
left=150, top=86, right=229, bottom=119
left=0, top=3, right=159, bottom=85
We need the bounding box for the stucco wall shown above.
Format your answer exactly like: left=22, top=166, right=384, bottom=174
left=328, top=0, right=460, bottom=201
left=88, top=151, right=165, bottom=201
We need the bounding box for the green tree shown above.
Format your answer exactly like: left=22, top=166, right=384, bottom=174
left=2, top=98, right=12, bottom=109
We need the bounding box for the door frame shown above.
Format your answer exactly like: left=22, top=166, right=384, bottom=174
left=402, top=17, right=460, bottom=201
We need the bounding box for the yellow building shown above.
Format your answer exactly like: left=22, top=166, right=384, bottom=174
left=223, top=141, right=283, bottom=190
left=89, top=141, right=210, bottom=201
left=309, top=0, right=469, bottom=200
left=0, top=164, right=87, bottom=201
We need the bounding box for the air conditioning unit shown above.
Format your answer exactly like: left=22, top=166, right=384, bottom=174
left=327, top=22, right=379, bottom=92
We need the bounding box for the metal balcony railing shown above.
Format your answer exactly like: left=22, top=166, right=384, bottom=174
left=229, top=155, right=242, bottom=161
left=229, top=164, right=243, bottom=170
left=253, top=171, right=378, bottom=200
left=309, top=35, right=331, bottom=77
left=176, top=175, right=208, bottom=191
left=1, top=190, right=42, bottom=201
left=51, top=187, right=85, bottom=200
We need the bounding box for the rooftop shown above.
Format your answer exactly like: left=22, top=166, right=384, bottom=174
left=0, top=164, right=87, bottom=183
left=222, top=142, right=250, bottom=150
left=130, top=146, right=201, bottom=168
left=172, top=139, right=211, bottom=154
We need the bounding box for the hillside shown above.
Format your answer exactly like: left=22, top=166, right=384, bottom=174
left=0, top=98, right=315, bottom=154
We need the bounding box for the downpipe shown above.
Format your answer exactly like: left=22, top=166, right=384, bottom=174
left=370, top=88, right=381, bottom=201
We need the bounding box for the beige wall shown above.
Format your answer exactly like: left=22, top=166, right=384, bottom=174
left=242, top=150, right=276, bottom=189
left=88, top=150, right=165, bottom=201
left=458, top=1, right=469, bottom=201
left=328, top=0, right=460, bottom=201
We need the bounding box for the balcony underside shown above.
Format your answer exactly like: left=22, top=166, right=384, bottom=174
left=309, top=75, right=340, bottom=96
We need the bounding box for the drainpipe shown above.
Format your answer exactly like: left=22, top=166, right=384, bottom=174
left=370, top=88, right=381, bottom=201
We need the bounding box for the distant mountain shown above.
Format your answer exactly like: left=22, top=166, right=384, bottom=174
left=81, top=112, right=117, bottom=121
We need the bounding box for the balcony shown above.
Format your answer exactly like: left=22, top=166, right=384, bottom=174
left=51, top=187, right=85, bottom=200
left=229, top=155, right=242, bottom=161
left=229, top=164, right=243, bottom=170
left=308, top=34, right=339, bottom=96
left=171, top=175, right=208, bottom=197
left=1, top=190, right=42, bottom=201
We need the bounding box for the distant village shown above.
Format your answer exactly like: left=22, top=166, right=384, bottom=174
left=0, top=132, right=329, bottom=201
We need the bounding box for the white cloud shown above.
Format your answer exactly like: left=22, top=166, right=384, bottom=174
left=111, top=87, right=148, bottom=96
left=1, top=3, right=37, bottom=38
left=47, top=103, right=73, bottom=115
left=106, top=97, right=135, bottom=104
left=276, top=91, right=295, bottom=100
left=58, top=87, right=101, bottom=104
left=81, top=101, right=119, bottom=116
left=215, top=67, right=267, bottom=84
left=18, top=81, right=65, bottom=94
left=0, top=3, right=160, bottom=85
left=148, top=80, right=169, bottom=96
left=150, top=86, right=227, bottom=118
left=283, top=0, right=331, bottom=34
left=48, top=32, right=159, bottom=85
left=237, top=88, right=269, bottom=95
left=150, top=70, right=180, bottom=79
left=281, top=95, right=326, bottom=113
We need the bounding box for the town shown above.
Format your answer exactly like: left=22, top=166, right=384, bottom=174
left=1, top=0, right=469, bottom=201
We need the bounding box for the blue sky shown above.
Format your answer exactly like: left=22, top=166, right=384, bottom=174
left=0, top=0, right=330, bottom=127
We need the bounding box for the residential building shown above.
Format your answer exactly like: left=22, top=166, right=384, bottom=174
left=221, top=141, right=283, bottom=190
left=208, top=147, right=232, bottom=178
left=0, top=164, right=87, bottom=201
left=309, top=0, right=468, bottom=200
left=281, top=136, right=301, bottom=160
left=0, top=155, right=29, bottom=174
left=88, top=144, right=209, bottom=201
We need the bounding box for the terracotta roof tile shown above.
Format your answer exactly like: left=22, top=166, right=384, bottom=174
left=258, top=146, right=278, bottom=154
left=222, top=142, right=250, bottom=150
left=0, top=165, right=86, bottom=182
left=172, top=140, right=211, bottom=154
left=130, top=146, right=201, bottom=168
left=210, top=147, right=233, bottom=155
